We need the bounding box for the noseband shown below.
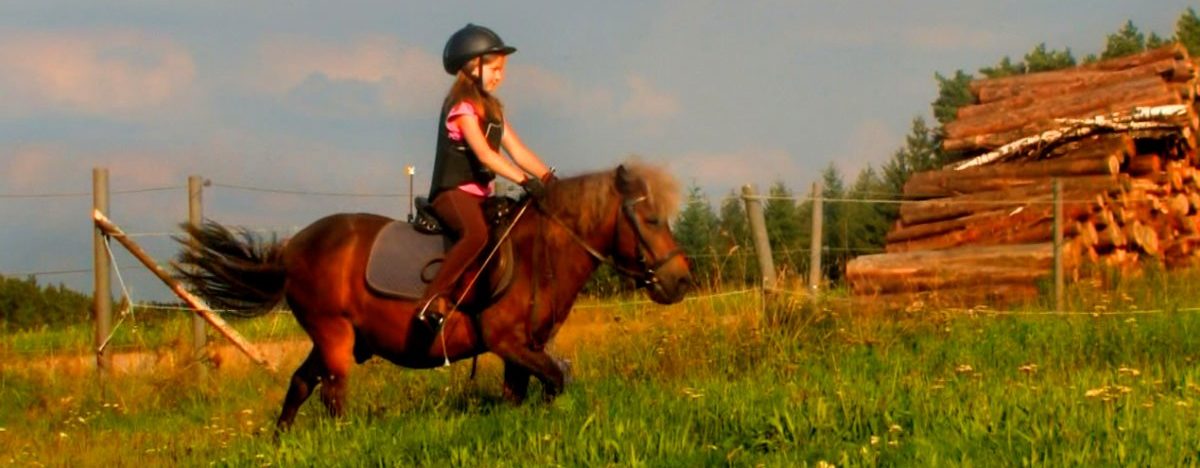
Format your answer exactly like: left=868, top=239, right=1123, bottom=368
left=612, top=196, right=686, bottom=289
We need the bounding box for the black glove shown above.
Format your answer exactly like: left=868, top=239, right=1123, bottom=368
left=521, top=176, right=547, bottom=200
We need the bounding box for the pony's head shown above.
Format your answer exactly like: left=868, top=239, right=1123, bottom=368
left=547, top=160, right=692, bottom=304
left=610, top=162, right=692, bottom=303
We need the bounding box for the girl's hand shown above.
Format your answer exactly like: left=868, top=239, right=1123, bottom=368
left=520, top=176, right=547, bottom=199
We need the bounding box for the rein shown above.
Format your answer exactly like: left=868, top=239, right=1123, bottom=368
left=541, top=195, right=685, bottom=291
left=434, top=200, right=533, bottom=368
left=440, top=190, right=686, bottom=360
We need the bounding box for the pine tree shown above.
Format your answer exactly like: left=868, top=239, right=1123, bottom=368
left=1177, top=7, right=1200, bottom=56
left=881, top=117, right=944, bottom=197
left=932, top=70, right=975, bottom=126
left=979, top=56, right=1024, bottom=78
left=1101, top=20, right=1146, bottom=59
left=845, top=166, right=890, bottom=255
left=1146, top=32, right=1168, bottom=49
left=717, top=190, right=755, bottom=286
left=673, top=183, right=720, bottom=288
left=819, top=163, right=849, bottom=281
left=763, top=181, right=806, bottom=279
left=1024, top=43, right=1076, bottom=72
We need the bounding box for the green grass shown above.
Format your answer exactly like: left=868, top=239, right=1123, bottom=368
left=1, top=309, right=303, bottom=356
left=6, top=273, right=1200, bottom=465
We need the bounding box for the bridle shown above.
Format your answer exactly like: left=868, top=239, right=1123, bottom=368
left=542, top=194, right=685, bottom=292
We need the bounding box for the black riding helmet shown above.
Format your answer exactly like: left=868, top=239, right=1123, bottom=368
left=442, top=24, right=517, bottom=75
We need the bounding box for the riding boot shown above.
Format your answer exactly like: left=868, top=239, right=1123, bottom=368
left=417, top=295, right=449, bottom=332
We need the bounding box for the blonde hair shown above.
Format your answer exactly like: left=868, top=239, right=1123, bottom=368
left=445, top=54, right=505, bottom=122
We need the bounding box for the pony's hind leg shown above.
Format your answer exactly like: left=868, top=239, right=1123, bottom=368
left=277, top=349, right=323, bottom=430
left=311, top=317, right=356, bottom=419
left=278, top=315, right=356, bottom=427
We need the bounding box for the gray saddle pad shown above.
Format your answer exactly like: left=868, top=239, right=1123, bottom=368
left=365, top=221, right=445, bottom=300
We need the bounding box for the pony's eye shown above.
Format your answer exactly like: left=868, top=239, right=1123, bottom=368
left=645, top=217, right=661, bottom=226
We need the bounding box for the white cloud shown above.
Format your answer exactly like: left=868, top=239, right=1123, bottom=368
left=4, top=145, right=64, bottom=193
left=505, top=64, right=615, bottom=118
left=902, top=25, right=1000, bottom=51
left=0, top=29, right=196, bottom=116
left=5, top=144, right=181, bottom=192
left=669, top=148, right=809, bottom=194
left=506, top=67, right=678, bottom=133
left=252, top=35, right=444, bottom=115
left=619, top=74, right=680, bottom=120
left=833, top=119, right=902, bottom=178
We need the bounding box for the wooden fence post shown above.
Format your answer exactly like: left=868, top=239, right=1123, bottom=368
left=406, top=165, right=415, bottom=222
left=93, top=168, right=112, bottom=375
left=809, top=182, right=823, bottom=293
left=741, top=185, right=776, bottom=290
left=188, top=175, right=207, bottom=362
left=1053, top=178, right=1064, bottom=311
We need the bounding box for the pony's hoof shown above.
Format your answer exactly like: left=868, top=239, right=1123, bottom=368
left=555, top=357, right=573, bottom=385
left=418, top=310, right=445, bottom=332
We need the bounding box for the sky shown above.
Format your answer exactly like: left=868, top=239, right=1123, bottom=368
left=1, top=0, right=1194, bottom=302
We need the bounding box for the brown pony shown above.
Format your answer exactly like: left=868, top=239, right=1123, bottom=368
left=176, top=161, right=692, bottom=429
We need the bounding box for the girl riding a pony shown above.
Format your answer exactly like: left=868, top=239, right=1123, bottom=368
left=420, top=24, right=555, bottom=330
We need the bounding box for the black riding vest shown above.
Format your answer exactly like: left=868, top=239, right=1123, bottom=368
left=429, top=99, right=504, bottom=199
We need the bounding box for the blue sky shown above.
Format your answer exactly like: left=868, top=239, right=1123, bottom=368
left=1, top=1, right=1194, bottom=300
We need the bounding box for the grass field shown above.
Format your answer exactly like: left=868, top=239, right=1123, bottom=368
left=5, top=268, right=1200, bottom=466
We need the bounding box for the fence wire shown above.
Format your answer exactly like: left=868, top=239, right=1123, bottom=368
left=3, top=175, right=1194, bottom=323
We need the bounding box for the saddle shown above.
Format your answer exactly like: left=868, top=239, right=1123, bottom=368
left=364, top=196, right=520, bottom=306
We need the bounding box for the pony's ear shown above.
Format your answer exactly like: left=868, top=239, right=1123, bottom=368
left=616, top=164, right=636, bottom=194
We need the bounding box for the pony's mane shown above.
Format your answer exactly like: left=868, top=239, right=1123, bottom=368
left=545, top=159, right=681, bottom=233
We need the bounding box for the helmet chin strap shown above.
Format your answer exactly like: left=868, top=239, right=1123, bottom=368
left=465, top=60, right=488, bottom=95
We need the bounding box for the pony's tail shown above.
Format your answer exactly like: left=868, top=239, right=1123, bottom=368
left=173, top=221, right=287, bottom=318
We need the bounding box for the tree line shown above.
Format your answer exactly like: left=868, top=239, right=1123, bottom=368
left=669, top=8, right=1200, bottom=291
left=0, top=275, right=92, bottom=331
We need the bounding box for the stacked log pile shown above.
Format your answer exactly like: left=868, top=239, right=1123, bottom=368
left=846, top=45, right=1200, bottom=305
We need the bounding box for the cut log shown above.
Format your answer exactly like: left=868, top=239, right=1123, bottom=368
left=1125, top=221, right=1161, bottom=255
left=846, top=243, right=1064, bottom=300
left=886, top=209, right=1004, bottom=243
left=946, top=75, right=1173, bottom=141
left=1075, top=221, right=1100, bottom=248
left=851, top=266, right=1049, bottom=295
left=892, top=201, right=1099, bottom=252
left=887, top=209, right=1090, bottom=253
left=1127, top=154, right=1162, bottom=176
left=858, top=283, right=1043, bottom=310
left=1187, top=191, right=1200, bottom=213
left=968, top=58, right=1180, bottom=110
left=966, top=44, right=1186, bottom=96
left=943, top=90, right=1185, bottom=152
left=899, top=181, right=1114, bottom=226
left=904, top=161, right=1124, bottom=200
left=1167, top=193, right=1191, bottom=217
left=1168, top=212, right=1199, bottom=235
left=1058, top=134, right=1136, bottom=160
left=1095, top=225, right=1128, bottom=250
left=848, top=243, right=1056, bottom=274
left=1084, top=44, right=1187, bottom=71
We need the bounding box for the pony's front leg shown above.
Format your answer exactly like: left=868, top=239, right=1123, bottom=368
left=494, top=345, right=565, bottom=403
left=502, top=362, right=532, bottom=403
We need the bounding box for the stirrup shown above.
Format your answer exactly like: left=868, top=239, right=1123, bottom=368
left=417, top=296, right=447, bottom=332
